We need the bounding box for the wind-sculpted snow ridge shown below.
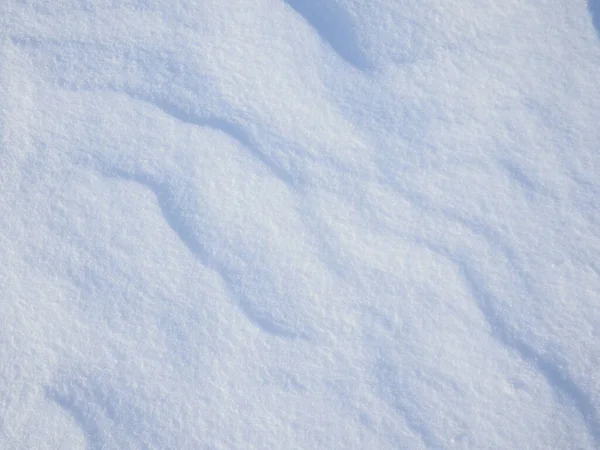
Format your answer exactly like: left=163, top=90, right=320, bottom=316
left=1, top=0, right=600, bottom=448
left=98, top=166, right=305, bottom=340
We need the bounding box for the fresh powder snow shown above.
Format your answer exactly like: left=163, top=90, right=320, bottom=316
left=1, top=1, right=599, bottom=448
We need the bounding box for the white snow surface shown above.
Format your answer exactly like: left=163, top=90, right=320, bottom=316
left=1, top=1, right=600, bottom=448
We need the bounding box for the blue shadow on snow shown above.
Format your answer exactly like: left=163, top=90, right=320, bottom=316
left=590, top=0, right=600, bottom=37
left=282, top=0, right=371, bottom=70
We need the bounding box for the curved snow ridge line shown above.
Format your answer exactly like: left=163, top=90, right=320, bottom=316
left=396, top=192, right=600, bottom=442
left=402, top=185, right=600, bottom=442
left=282, top=0, right=372, bottom=71
left=45, top=385, right=104, bottom=450
left=459, top=262, right=600, bottom=445
left=45, top=375, right=168, bottom=450
left=122, top=91, right=299, bottom=188
left=417, top=236, right=600, bottom=445
left=99, top=166, right=307, bottom=341
left=496, top=158, right=556, bottom=201
left=10, top=35, right=301, bottom=189
left=375, top=360, right=442, bottom=449
left=424, top=208, right=600, bottom=444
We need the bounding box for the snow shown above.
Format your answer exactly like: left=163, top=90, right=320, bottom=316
left=1, top=0, right=599, bottom=448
